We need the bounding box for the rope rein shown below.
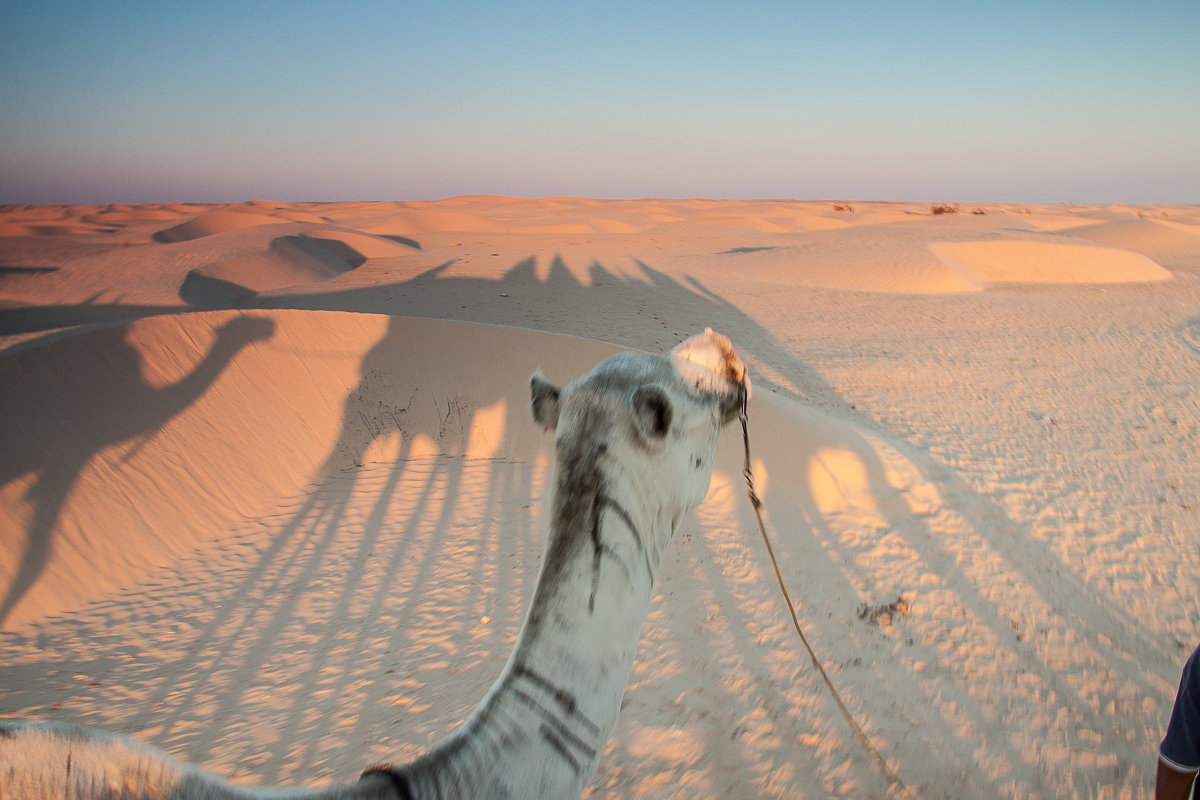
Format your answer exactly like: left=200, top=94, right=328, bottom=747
left=737, top=386, right=915, bottom=800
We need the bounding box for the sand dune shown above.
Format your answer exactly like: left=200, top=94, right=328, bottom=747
left=363, top=209, right=509, bottom=235
left=0, top=204, right=153, bottom=237
left=154, top=207, right=289, bottom=243
left=931, top=240, right=1172, bottom=285
left=0, top=311, right=619, bottom=629
left=1, top=198, right=1198, bottom=798
left=682, top=235, right=984, bottom=294
left=180, top=231, right=419, bottom=307
left=80, top=208, right=188, bottom=226
left=1059, top=218, right=1200, bottom=254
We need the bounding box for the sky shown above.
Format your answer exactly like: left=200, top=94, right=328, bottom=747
left=2, top=1, right=1197, bottom=205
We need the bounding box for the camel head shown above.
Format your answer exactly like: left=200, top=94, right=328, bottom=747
left=530, top=328, right=749, bottom=515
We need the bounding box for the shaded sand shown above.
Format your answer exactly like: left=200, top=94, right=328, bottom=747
left=2, top=198, right=1200, bottom=799
left=0, top=311, right=616, bottom=629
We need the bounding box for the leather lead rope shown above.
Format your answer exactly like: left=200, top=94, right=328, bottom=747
left=738, top=385, right=915, bottom=800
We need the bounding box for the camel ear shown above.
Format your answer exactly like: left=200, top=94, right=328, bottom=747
left=632, top=385, right=672, bottom=441
left=530, top=373, right=561, bottom=431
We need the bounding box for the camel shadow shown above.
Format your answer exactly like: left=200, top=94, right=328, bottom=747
left=96, top=313, right=618, bottom=781
left=0, top=251, right=1173, bottom=795
left=0, top=314, right=274, bottom=629
left=245, top=256, right=1166, bottom=793
left=165, top=254, right=1174, bottom=793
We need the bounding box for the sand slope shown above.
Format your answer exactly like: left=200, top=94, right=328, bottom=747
left=2, top=198, right=1199, bottom=799
left=153, top=207, right=286, bottom=243
left=180, top=232, right=419, bottom=307
left=1059, top=218, right=1200, bottom=255
left=0, top=311, right=619, bottom=629
left=931, top=240, right=1171, bottom=284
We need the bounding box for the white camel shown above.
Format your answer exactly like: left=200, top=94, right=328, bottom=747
left=1, top=328, right=750, bottom=800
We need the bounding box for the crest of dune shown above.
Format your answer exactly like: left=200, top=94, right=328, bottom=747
left=930, top=240, right=1171, bottom=284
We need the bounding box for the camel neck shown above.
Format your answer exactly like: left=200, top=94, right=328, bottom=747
left=396, top=460, right=673, bottom=799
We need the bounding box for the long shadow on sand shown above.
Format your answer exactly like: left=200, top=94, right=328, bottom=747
left=126, top=315, right=568, bottom=778
left=0, top=300, right=189, bottom=340
left=0, top=254, right=1174, bottom=795
left=0, top=315, right=274, bottom=628
left=249, top=257, right=1166, bottom=794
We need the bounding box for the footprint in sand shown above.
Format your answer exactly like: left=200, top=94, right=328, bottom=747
left=1179, top=317, right=1200, bottom=357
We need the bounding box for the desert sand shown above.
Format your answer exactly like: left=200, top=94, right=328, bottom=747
left=1, top=197, right=1198, bottom=798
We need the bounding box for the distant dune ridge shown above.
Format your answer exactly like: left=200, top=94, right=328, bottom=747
left=1, top=197, right=1198, bottom=798
left=152, top=207, right=285, bottom=243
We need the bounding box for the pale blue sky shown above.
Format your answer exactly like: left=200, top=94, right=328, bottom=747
left=2, top=1, right=1197, bottom=204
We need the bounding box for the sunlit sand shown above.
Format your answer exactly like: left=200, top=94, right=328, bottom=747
left=2, top=197, right=1198, bottom=797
